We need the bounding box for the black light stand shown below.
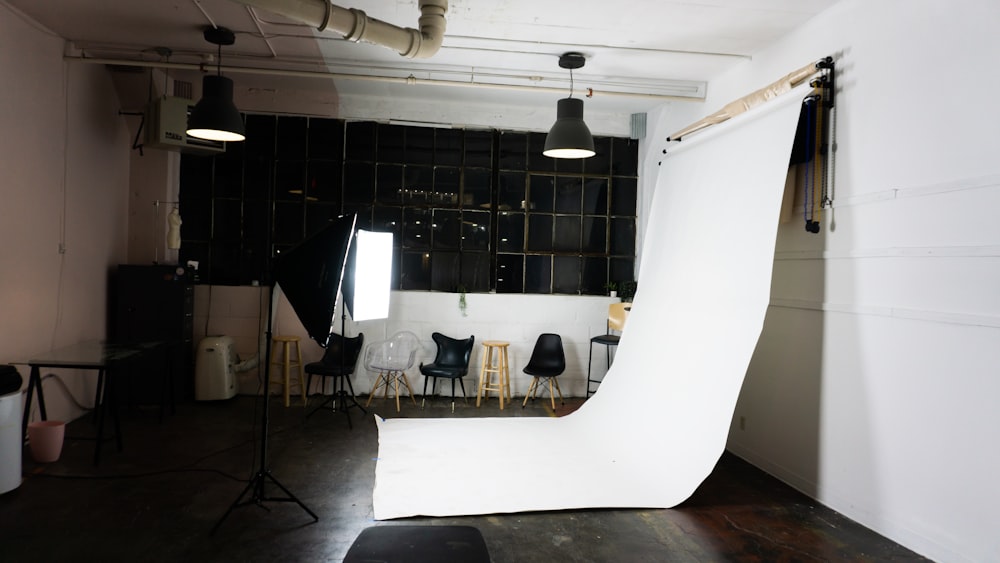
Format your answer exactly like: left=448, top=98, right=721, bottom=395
left=305, top=307, right=367, bottom=429
left=211, top=282, right=318, bottom=534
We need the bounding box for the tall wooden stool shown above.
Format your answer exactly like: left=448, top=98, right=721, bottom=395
left=476, top=341, right=511, bottom=409
left=270, top=335, right=306, bottom=407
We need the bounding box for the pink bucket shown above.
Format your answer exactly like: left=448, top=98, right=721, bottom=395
left=27, top=420, right=65, bottom=463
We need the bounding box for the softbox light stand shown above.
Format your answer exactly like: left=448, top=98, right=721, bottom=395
left=305, top=308, right=366, bottom=428
left=212, top=214, right=359, bottom=534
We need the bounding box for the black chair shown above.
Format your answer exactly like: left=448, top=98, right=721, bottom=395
left=521, top=333, right=566, bottom=410
left=587, top=302, right=630, bottom=397
left=305, top=333, right=365, bottom=427
left=419, top=332, right=475, bottom=412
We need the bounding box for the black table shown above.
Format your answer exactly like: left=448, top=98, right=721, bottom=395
left=16, top=340, right=168, bottom=465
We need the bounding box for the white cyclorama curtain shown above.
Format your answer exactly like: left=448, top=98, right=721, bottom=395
left=373, top=82, right=814, bottom=520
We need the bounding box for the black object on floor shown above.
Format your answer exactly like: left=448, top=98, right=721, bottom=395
left=345, top=525, right=491, bottom=563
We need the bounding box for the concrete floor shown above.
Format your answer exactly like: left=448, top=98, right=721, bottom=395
left=3, top=391, right=926, bottom=562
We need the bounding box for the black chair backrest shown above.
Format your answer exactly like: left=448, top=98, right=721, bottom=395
left=322, top=333, right=365, bottom=371
left=525, top=333, right=565, bottom=376
left=431, top=332, right=474, bottom=369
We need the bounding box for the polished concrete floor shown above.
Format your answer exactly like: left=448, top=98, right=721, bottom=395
left=3, top=390, right=927, bottom=562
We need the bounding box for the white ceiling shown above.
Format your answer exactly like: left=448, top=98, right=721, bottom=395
left=7, top=0, right=839, bottom=124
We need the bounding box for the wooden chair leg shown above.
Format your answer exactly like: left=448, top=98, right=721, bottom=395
left=552, top=377, right=564, bottom=405
left=522, top=377, right=539, bottom=407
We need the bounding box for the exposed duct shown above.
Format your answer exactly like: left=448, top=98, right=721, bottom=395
left=230, top=0, right=448, bottom=59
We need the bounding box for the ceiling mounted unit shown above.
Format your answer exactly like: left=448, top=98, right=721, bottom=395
left=144, top=96, right=226, bottom=155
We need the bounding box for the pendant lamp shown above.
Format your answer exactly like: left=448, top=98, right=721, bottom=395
left=543, top=52, right=595, bottom=159
left=187, top=27, right=245, bottom=142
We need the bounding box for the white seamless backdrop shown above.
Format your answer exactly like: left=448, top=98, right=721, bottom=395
left=372, top=82, right=815, bottom=519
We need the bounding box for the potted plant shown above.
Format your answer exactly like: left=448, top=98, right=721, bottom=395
left=603, top=281, right=618, bottom=298
left=617, top=280, right=637, bottom=302
left=457, top=284, right=468, bottom=316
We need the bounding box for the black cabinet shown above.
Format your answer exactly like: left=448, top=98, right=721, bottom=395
left=111, top=264, right=194, bottom=405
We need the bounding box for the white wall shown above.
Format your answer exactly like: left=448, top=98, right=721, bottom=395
left=194, top=286, right=618, bottom=400
left=644, top=1, right=1000, bottom=561
left=0, top=5, right=131, bottom=423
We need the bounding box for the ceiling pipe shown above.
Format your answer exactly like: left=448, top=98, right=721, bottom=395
left=229, top=0, right=448, bottom=59
left=71, top=56, right=701, bottom=102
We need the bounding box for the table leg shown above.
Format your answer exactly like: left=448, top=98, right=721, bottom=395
left=21, top=366, right=44, bottom=444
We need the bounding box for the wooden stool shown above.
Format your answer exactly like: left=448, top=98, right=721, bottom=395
left=270, top=335, right=306, bottom=407
left=476, top=341, right=511, bottom=409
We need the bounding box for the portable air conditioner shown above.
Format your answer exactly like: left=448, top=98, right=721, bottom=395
left=195, top=336, right=237, bottom=400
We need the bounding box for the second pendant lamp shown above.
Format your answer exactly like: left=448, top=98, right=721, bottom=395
left=543, top=52, right=595, bottom=159
left=187, top=27, right=246, bottom=143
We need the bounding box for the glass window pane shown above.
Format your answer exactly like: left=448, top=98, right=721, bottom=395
left=553, top=256, right=580, bottom=294
left=406, top=127, right=435, bottom=165
left=434, top=167, right=461, bottom=206
left=212, top=199, right=243, bottom=242
left=403, top=165, right=433, bottom=204
left=553, top=215, right=581, bottom=253
left=610, top=258, right=635, bottom=286
left=584, top=136, right=612, bottom=175
left=307, top=117, right=343, bottom=160
left=244, top=114, right=275, bottom=158
left=465, top=168, right=492, bottom=209
left=496, top=254, right=523, bottom=293
left=275, top=160, right=306, bottom=202
left=276, top=116, right=307, bottom=159
left=527, top=132, right=555, bottom=173
left=465, top=130, right=492, bottom=168
left=583, top=178, right=608, bottom=215
left=498, top=172, right=525, bottom=212
left=307, top=160, right=341, bottom=203
left=611, top=177, right=638, bottom=216
left=435, top=129, right=463, bottom=166
left=273, top=201, right=304, bottom=244
left=243, top=158, right=270, bottom=201
left=497, top=212, right=524, bottom=253
left=343, top=162, right=375, bottom=204
left=403, top=208, right=432, bottom=249
left=214, top=157, right=243, bottom=198
left=555, top=176, right=583, bottom=214
left=610, top=217, right=636, bottom=256
left=376, top=164, right=403, bottom=204
left=462, top=210, right=490, bottom=251
left=581, top=257, right=607, bottom=295
left=377, top=124, right=405, bottom=162
left=499, top=131, right=526, bottom=170
left=581, top=216, right=607, bottom=254
left=431, top=251, right=460, bottom=292
left=372, top=205, right=402, bottom=243
left=524, top=255, right=551, bottom=294
left=210, top=241, right=241, bottom=286
left=528, top=175, right=554, bottom=213
left=526, top=214, right=553, bottom=251
left=612, top=137, right=639, bottom=176
left=345, top=121, right=376, bottom=161
left=461, top=251, right=491, bottom=293
left=242, top=199, right=268, bottom=244
left=432, top=209, right=461, bottom=250
left=401, top=251, right=431, bottom=290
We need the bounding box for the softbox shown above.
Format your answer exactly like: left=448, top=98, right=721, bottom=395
left=274, top=214, right=357, bottom=349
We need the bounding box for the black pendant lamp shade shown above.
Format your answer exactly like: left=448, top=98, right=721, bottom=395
left=543, top=52, right=595, bottom=159
left=186, top=26, right=245, bottom=143
left=543, top=97, right=595, bottom=159
left=188, top=75, right=245, bottom=142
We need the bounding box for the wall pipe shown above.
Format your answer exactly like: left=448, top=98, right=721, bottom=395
left=66, top=56, right=700, bottom=102
left=229, top=0, right=448, bottom=59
